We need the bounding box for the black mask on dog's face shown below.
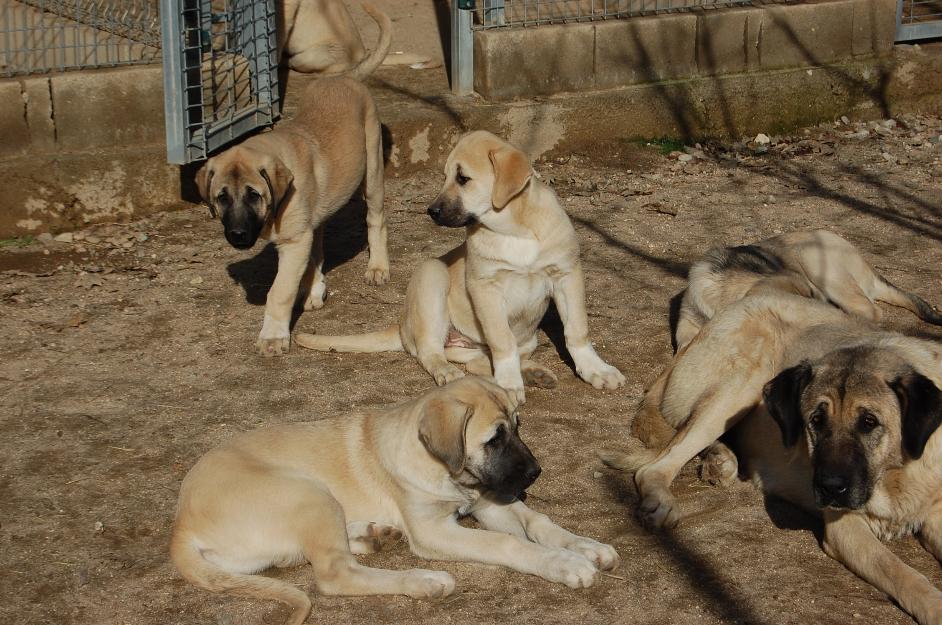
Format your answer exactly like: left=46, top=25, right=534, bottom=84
left=426, top=194, right=477, bottom=228
left=219, top=186, right=265, bottom=250
left=475, top=421, right=542, bottom=502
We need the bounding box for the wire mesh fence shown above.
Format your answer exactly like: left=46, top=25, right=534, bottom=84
left=0, top=0, right=161, bottom=75
left=472, top=0, right=764, bottom=28
left=896, top=0, right=942, bottom=39
left=160, top=0, right=279, bottom=164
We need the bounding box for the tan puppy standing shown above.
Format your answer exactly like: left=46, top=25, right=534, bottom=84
left=171, top=376, right=619, bottom=625
left=296, top=131, right=625, bottom=402
left=197, top=65, right=390, bottom=356
left=601, top=292, right=942, bottom=625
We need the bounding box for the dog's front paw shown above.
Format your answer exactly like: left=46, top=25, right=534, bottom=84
left=636, top=486, right=680, bottom=530
left=365, top=265, right=390, bottom=286
left=257, top=335, right=290, bottom=357
left=403, top=569, right=456, bottom=599
left=494, top=360, right=527, bottom=404
left=541, top=549, right=598, bottom=589
left=257, top=315, right=290, bottom=357
left=564, top=537, right=620, bottom=571
left=578, top=361, right=626, bottom=390
left=699, top=443, right=738, bottom=486
left=431, top=364, right=465, bottom=386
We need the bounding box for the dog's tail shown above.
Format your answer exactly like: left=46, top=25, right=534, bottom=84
left=295, top=324, right=404, bottom=353
left=170, top=529, right=312, bottom=625
left=597, top=439, right=659, bottom=473
left=346, top=3, right=392, bottom=81
left=872, top=276, right=942, bottom=326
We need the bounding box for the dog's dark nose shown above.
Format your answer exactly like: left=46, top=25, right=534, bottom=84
left=227, top=228, right=251, bottom=247
left=815, top=472, right=849, bottom=498
left=427, top=204, right=441, bottom=219
left=524, top=465, right=542, bottom=483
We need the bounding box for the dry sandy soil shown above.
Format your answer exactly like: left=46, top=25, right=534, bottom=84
left=3, top=111, right=942, bottom=625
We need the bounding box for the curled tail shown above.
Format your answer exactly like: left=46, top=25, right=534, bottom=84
left=170, top=530, right=312, bottom=625
left=872, top=276, right=942, bottom=326
left=295, top=324, right=403, bottom=353
left=347, top=3, right=392, bottom=81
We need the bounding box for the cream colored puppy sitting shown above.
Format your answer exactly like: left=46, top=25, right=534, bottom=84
left=170, top=377, right=619, bottom=625
left=296, top=131, right=624, bottom=402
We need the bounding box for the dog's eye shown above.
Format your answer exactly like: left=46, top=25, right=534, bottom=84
left=486, top=424, right=506, bottom=446
left=858, top=412, right=880, bottom=433
left=456, top=172, right=470, bottom=186
left=245, top=187, right=261, bottom=201
left=809, top=404, right=827, bottom=428
left=216, top=189, right=229, bottom=203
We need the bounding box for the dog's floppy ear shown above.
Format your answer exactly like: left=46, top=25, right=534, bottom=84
left=259, top=155, right=294, bottom=215
left=196, top=161, right=214, bottom=202
left=890, top=371, right=942, bottom=460
left=763, top=361, right=813, bottom=448
left=418, top=396, right=474, bottom=475
left=488, top=145, right=532, bottom=210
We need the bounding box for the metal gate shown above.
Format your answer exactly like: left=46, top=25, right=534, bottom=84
left=159, top=0, right=279, bottom=164
left=895, top=0, right=942, bottom=40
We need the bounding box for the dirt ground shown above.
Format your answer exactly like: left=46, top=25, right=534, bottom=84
left=3, top=109, right=942, bottom=625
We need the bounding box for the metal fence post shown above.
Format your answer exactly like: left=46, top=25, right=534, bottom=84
left=451, top=0, right=473, bottom=95
left=159, top=0, right=187, bottom=164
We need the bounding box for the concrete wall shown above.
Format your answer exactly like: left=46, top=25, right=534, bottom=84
left=474, top=0, right=897, bottom=101
left=0, top=66, right=184, bottom=237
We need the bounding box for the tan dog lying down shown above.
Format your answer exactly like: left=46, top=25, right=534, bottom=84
left=197, top=76, right=388, bottom=356
left=675, top=229, right=942, bottom=350
left=171, top=376, right=619, bottom=625
left=296, top=131, right=625, bottom=403
left=278, top=0, right=390, bottom=77
left=602, top=292, right=942, bottom=625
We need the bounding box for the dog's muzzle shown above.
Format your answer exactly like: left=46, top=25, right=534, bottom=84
left=427, top=197, right=476, bottom=228
left=222, top=210, right=262, bottom=250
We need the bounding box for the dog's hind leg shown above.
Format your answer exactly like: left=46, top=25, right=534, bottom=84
left=363, top=102, right=389, bottom=286
left=305, top=497, right=454, bottom=599
left=634, top=379, right=765, bottom=529
left=298, top=226, right=326, bottom=311
left=402, top=259, right=464, bottom=386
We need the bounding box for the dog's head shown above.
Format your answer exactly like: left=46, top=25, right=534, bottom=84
left=763, top=346, right=942, bottom=510
left=426, top=131, right=532, bottom=229
left=196, top=146, right=294, bottom=250
left=418, top=376, right=541, bottom=501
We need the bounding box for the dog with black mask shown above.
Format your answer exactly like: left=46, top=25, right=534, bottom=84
left=171, top=376, right=618, bottom=625
left=600, top=291, right=942, bottom=625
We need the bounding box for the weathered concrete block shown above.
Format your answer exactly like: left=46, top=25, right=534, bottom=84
left=594, top=14, right=698, bottom=89
left=852, top=0, right=897, bottom=56
left=23, top=77, right=56, bottom=153
left=0, top=80, right=30, bottom=159
left=1, top=147, right=184, bottom=236
left=474, top=24, right=595, bottom=100
left=696, top=9, right=749, bottom=76
left=758, top=0, right=855, bottom=70
left=51, top=65, right=166, bottom=151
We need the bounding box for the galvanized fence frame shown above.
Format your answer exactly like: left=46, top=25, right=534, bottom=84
left=159, top=0, right=279, bottom=164
left=1, top=0, right=161, bottom=76
left=895, top=0, right=942, bottom=40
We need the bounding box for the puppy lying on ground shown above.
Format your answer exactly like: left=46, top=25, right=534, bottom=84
left=171, top=376, right=619, bottom=625
left=601, top=292, right=942, bottom=625
left=296, top=131, right=625, bottom=402
left=278, top=0, right=390, bottom=77
left=675, top=229, right=942, bottom=350
left=197, top=74, right=389, bottom=356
